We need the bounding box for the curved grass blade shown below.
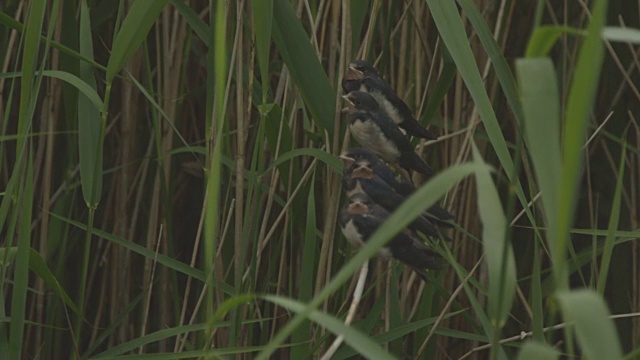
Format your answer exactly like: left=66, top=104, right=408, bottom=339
left=49, top=213, right=223, bottom=287
left=525, top=26, right=585, bottom=57
left=263, top=295, right=398, bottom=360
left=105, top=0, right=169, bottom=83
left=601, top=27, right=640, bottom=44
left=517, top=341, right=559, bottom=360
left=28, top=249, right=79, bottom=314
left=256, top=163, right=487, bottom=359
left=0, top=71, right=103, bottom=110
left=556, top=289, right=623, bottom=360
left=264, top=148, right=343, bottom=174
left=91, top=324, right=208, bottom=358
left=427, top=0, right=533, bottom=226
left=333, top=309, right=465, bottom=360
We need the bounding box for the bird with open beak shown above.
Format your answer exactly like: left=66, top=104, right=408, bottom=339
left=342, top=60, right=438, bottom=141
left=342, top=91, right=434, bottom=177
left=341, top=148, right=455, bottom=229
left=339, top=193, right=442, bottom=281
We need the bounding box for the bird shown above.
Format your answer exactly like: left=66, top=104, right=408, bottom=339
left=342, top=91, right=434, bottom=177
left=341, top=148, right=455, bottom=229
left=339, top=193, right=442, bottom=280
left=341, top=155, right=441, bottom=238
left=341, top=60, right=438, bottom=140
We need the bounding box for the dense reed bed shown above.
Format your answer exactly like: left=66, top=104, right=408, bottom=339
left=1, top=0, right=639, bottom=359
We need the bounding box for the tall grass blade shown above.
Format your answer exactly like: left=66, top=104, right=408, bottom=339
left=555, top=0, right=608, bottom=290
left=471, top=143, right=516, bottom=328
left=515, top=58, right=561, bottom=241
left=291, top=183, right=318, bottom=359
left=421, top=48, right=456, bottom=126
left=457, top=0, right=525, bottom=124
left=204, top=0, right=228, bottom=346
left=272, top=0, right=336, bottom=136
left=78, top=0, right=102, bottom=207
left=8, top=0, right=45, bottom=356
left=252, top=0, right=273, bottom=102
left=596, top=146, right=625, bottom=293
left=426, top=0, right=532, bottom=220
left=9, top=158, right=33, bottom=360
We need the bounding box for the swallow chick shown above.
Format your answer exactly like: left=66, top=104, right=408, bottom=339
left=341, top=60, right=437, bottom=140
left=342, top=148, right=456, bottom=228
left=341, top=155, right=441, bottom=238
left=342, top=91, right=434, bottom=177
left=339, top=193, right=442, bottom=280
left=341, top=147, right=415, bottom=196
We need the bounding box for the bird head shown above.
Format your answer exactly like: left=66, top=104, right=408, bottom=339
left=341, top=154, right=375, bottom=180
left=348, top=60, right=379, bottom=78
left=351, top=161, right=375, bottom=179
left=343, top=148, right=381, bottom=165
left=342, top=91, right=380, bottom=112
left=346, top=193, right=372, bottom=215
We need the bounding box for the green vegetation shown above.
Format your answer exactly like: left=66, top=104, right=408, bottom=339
left=0, top=0, right=639, bottom=359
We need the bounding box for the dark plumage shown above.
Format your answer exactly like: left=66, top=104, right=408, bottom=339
left=341, top=156, right=440, bottom=238
left=341, top=60, right=437, bottom=140
left=339, top=193, right=442, bottom=280
left=341, top=148, right=455, bottom=228
left=343, top=91, right=434, bottom=177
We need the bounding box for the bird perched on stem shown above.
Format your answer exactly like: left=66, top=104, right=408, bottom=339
left=342, top=60, right=437, bottom=141
left=342, top=91, right=433, bottom=177
left=341, top=148, right=455, bottom=229
left=339, top=193, right=442, bottom=281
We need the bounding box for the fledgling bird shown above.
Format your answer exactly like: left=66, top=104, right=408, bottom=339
left=342, top=60, right=438, bottom=141
left=341, top=148, right=455, bottom=228
left=342, top=91, right=434, bottom=177
left=339, top=193, right=442, bottom=280
left=341, top=155, right=441, bottom=238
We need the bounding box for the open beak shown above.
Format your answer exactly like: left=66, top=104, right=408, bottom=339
left=348, top=201, right=368, bottom=215
left=339, top=154, right=355, bottom=168
left=339, top=154, right=355, bottom=162
left=345, top=66, right=364, bottom=81
left=352, top=164, right=374, bottom=178
left=341, top=94, right=356, bottom=112
left=348, top=65, right=364, bottom=75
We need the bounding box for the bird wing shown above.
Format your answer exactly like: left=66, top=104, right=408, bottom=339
left=388, top=233, right=442, bottom=270
left=364, top=77, right=415, bottom=123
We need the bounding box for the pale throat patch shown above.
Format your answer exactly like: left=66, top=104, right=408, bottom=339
left=342, top=218, right=393, bottom=259
left=342, top=221, right=364, bottom=248
left=349, top=119, right=400, bottom=162
left=369, top=89, right=404, bottom=126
